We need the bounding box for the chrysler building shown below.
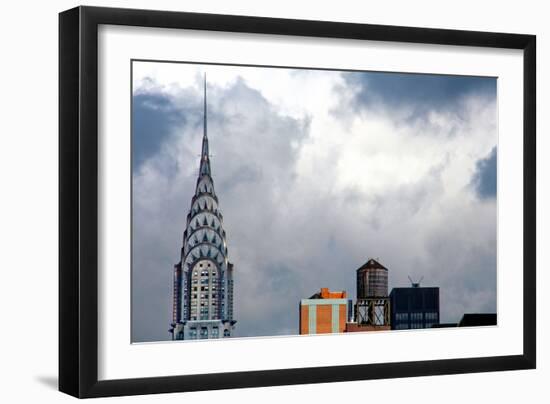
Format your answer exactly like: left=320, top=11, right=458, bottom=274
left=170, top=78, right=235, bottom=340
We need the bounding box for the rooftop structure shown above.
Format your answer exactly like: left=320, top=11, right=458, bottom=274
left=355, top=258, right=391, bottom=328
left=357, top=258, right=389, bottom=299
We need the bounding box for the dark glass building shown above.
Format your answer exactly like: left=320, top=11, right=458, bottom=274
left=389, top=286, right=439, bottom=330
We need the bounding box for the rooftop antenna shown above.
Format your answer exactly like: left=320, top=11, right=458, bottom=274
left=408, top=276, right=423, bottom=288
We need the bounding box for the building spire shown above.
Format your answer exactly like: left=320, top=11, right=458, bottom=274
left=203, top=74, right=207, bottom=144
left=199, top=74, right=211, bottom=176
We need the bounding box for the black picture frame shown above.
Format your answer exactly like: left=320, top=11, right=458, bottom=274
left=59, top=5, right=536, bottom=398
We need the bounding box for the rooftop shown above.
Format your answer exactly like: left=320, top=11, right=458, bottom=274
left=309, top=287, right=347, bottom=299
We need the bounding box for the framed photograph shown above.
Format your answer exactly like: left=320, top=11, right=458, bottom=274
left=59, top=6, right=536, bottom=398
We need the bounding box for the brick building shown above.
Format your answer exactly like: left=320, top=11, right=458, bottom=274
left=299, top=288, right=351, bottom=335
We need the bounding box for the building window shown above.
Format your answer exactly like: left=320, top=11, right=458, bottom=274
left=189, top=328, right=197, bottom=339
left=411, top=312, right=423, bottom=321
left=396, top=313, right=409, bottom=321
left=426, top=312, right=438, bottom=321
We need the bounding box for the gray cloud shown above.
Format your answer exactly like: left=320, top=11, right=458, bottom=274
left=335, top=71, right=497, bottom=130
left=132, top=88, right=184, bottom=172
left=132, top=68, right=497, bottom=342
left=471, top=146, right=497, bottom=199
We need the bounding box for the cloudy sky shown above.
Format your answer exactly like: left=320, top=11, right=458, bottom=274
left=131, top=61, right=497, bottom=343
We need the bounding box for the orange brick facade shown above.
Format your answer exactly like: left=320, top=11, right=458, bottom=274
left=300, top=304, right=309, bottom=334
left=315, top=305, right=333, bottom=333
left=339, top=305, right=347, bottom=332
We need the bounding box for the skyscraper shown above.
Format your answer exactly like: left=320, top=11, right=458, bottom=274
left=170, top=78, right=236, bottom=340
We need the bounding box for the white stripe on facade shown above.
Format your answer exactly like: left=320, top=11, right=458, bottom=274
left=308, top=305, right=316, bottom=334
left=332, top=304, right=340, bottom=333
